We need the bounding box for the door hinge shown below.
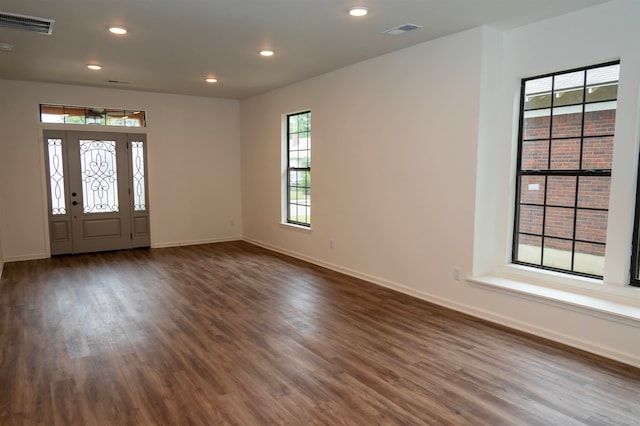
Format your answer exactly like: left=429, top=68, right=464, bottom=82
left=130, top=233, right=133, bottom=239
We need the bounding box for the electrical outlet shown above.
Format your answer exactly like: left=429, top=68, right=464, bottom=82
left=454, top=267, right=461, bottom=281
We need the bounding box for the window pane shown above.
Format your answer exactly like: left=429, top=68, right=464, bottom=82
left=544, top=207, right=575, bottom=239
left=546, top=176, right=576, bottom=207
left=523, top=109, right=550, bottom=140
left=575, top=210, right=608, bottom=244
left=298, top=133, right=309, bottom=150
left=586, top=64, right=619, bottom=103
left=551, top=106, right=582, bottom=138
left=298, top=113, right=311, bottom=132
left=289, top=171, right=298, bottom=187
left=519, top=205, right=543, bottom=235
left=542, top=238, right=573, bottom=270
left=516, top=234, right=542, bottom=264
left=550, top=138, right=580, bottom=170
left=520, top=176, right=545, bottom=205
left=64, top=106, right=87, bottom=124
left=524, top=77, right=552, bottom=110
left=41, top=104, right=65, bottom=123
left=553, top=71, right=584, bottom=108
left=298, top=151, right=310, bottom=168
left=582, top=136, right=613, bottom=169
left=86, top=108, right=106, bottom=125
left=583, top=108, right=616, bottom=137
left=289, top=116, right=298, bottom=133
left=574, top=242, right=605, bottom=276
left=125, top=110, right=145, bottom=127
left=289, top=133, right=299, bottom=149
left=106, top=109, right=128, bottom=126
left=521, top=140, right=549, bottom=170
left=577, top=176, right=610, bottom=209
left=289, top=152, right=299, bottom=168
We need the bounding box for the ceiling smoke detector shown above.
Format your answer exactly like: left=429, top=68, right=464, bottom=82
left=383, top=23, right=423, bottom=36
left=0, top=11, right=54, bottom=35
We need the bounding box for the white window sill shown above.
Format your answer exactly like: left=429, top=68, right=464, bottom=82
left=279, top=222, right=312, bottom=233
left=469, top=265, right=640, bottom=328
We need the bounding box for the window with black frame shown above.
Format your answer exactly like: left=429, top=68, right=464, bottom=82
left=286, top=111, right=311, bottom=227
left=512, top=61, right=620, bottom=278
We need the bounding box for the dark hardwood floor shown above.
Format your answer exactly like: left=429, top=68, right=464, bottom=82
left=1, top=241, right=639, bottom=425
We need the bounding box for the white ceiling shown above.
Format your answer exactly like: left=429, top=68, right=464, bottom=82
left=0, top=0, right=610, bottom=100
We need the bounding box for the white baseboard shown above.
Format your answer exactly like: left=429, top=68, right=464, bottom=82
left=3, top=252, right=49, bottom=262
left=243, top=237, right=640, bottom=369
left=152, top=236, right=241, bottom=249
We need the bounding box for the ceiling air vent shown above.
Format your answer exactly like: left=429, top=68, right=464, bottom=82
left=383, top=23, right=423, bottom=36
left=0, top=11, right=55, bottom=35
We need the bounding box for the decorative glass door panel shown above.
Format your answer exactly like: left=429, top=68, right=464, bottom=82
left=43, top=130, right=150, bottom=255
left=79, top=139, right=120, bottom=213
left=47, top=138, right=67, bottom=215
left=131, top=141, right=146, bottom=211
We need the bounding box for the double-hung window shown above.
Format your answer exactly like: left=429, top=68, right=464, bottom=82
left=286, top=111, right=311, bottom=227
left=513, top=61, right=620, bottom=278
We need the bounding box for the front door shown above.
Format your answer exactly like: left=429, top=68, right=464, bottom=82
left=44, top=130, right=150, bottom=255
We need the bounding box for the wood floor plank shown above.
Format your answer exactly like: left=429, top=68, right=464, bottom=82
left=1, top=241, right=639, bottom=425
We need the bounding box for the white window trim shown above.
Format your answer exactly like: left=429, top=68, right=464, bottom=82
left=279, top=222, right=312, bottom=233
left=470, top=272, right=640, bottom=328
left=471, top=59, right=640, bottom=328
left=281, top=110, right=311, bottom=228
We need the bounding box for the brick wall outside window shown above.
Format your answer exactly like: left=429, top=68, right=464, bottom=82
left=517, top=109, right=614, bottom=259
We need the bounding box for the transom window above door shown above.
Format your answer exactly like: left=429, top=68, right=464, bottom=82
left=40, top=104, right=146, bottom=127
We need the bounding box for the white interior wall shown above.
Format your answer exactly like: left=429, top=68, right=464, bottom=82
left=476, top=0, right=640, bottom=287
left=241, top=28, right=481, bottom=294
left=241, top=1, right=640, bottom=367
left=0, top=80, right=242, bottom=260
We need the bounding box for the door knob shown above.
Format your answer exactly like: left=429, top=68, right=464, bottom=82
left=72, top=201, right=78, bottom=205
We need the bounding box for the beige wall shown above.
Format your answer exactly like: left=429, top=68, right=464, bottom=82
left=241, top=1, right=640, bottom=367
left=0, top=80, right=242, bottom=260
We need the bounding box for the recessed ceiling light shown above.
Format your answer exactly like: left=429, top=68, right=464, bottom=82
left=108, top=26, right=128, bottom=35
left=87, top=64, right=102, bottom=70
left=348, top=7, right=368, bottom=17
left=260, top=50, right=274, bottom=57
left=206, top=77, right=218, bottom=83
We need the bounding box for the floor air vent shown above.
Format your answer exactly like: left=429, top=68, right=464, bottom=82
left=0, top=11, right=54, bottom=35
